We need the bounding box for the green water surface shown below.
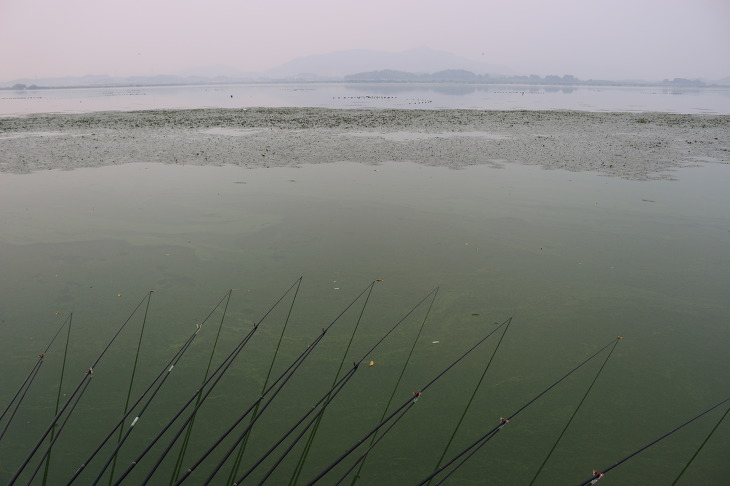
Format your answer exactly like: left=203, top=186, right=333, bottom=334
left=0, top=161, right=727, bottom=485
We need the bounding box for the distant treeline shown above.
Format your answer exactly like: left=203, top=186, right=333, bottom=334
left=344, top=69, right=713, bottom=87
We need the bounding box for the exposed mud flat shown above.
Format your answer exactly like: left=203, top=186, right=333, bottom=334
left=1, top=108, right=728, bottom=179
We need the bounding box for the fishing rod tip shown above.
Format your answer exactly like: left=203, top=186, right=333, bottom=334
left=617, top=335, right=623, bottom=340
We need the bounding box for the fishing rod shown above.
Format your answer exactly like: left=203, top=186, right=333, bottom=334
left=107, top=291, right=154, bottom=484
left=0, top=358, right=44, bottom=442
left=286, top=280, right=381, bottom=486
left=41, top=312, right=73, bottom=486
left=225, top=350, right=360, bottom=486
left=670, top=405, right=729, bottom=485
left=89, top=290, right=235, bottom=486
left=333, top=399, right=417, bottom=486
left=138, top=278, right=305, bottom=485
left=168, top=288, right=235, bottom=485
left=413, top=336, right=623, bottom=486
left=343, top=288, right=440, bottom=486
left=250, top=288, right=440, bottom=486
left=31, top=301, right=153, bottom=486
left=0, top=313, right=72, bottom=440
left=167, top=280, right=379, bottom=486
left=421, top=316, right=513, bottom=486
left=109, top=278, right=304, bottom=486
left=6, top=292, right=153, bottom=486
left=303, top=317, right=513, bottom=486
left=63, top=289, right=233, bottom=485
left=575, top=396, right=730, bottom=486
left=224, top=279, right=302, bottom=486
left=64, top=317, right=204, bottom=485
left=23, top=375, right=94, bottom=485
left=527, top=337, right=621, bottom=486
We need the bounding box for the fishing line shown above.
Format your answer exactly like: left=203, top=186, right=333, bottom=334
left=170, top=281, right=379, bottom=486
left=413, top=336, right=625, bottom=486
left=110, top=278, right=302, bottom=486
left=6, top=292, right=153, bottom=486
left=235, top=287, right=439, bottom=486
left=576, top=396, right=730, bottom=486
left=304, top=317, right=512, bottom=486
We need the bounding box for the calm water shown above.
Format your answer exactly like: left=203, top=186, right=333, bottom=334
left=2, top=82, right=730, bottom=115
left=1, top=161, right=728, bottom=484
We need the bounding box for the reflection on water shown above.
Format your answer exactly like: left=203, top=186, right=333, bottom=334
left=0, top=161, right=728, bottom=483
left=2, top=83, right=729, bottom=115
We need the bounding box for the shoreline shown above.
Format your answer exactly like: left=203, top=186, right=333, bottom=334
left=1, top=108, right=728, bottom=179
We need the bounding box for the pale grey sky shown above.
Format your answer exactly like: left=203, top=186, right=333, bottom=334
left=2, top=0, right=729, bottom=81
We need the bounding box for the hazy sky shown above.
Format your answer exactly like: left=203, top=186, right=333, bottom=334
left=2, top=0, right=729, bottom=81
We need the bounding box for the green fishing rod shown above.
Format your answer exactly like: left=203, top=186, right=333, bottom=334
left=63, top=289, right=232, bottom=485
left=224, top=279, right=302, bottom=486
left=167, top=281, right=380, bottom=486
left=0, top=313, right=72, bottom=441
left=670, top=405, right=729, bottom=485
left=24, top=375, right=94, bottom=485
left=6, top=292, right=153, bottom=486
left=527, top=336, right=621, bottom=486
left=421, top=316, right=513, bottom=486
left=286, top=280, right=385, bottom=486
left=41, top=312, right=73, bottom=486
left=250, top=288, right=440, bottom=486
left=339, top=309, right=510, bottom=486
left=343, top=288, right=440, bottom=486
left=139, top=278, right=304, bottom=485
left=303, top=317, right=512, bottom=486
left=575, top=396, right=730, bottom=486
left=109, top=278, right=302, bottom=486
left=333, top=397, right=417, bottom=485
left=89, top=290, right=235, bottom=486
left=169, top=288, right=236, bottom=485
left=107, top=291, right=153, bottom=486
left=413, top=336, right=624, bottom=486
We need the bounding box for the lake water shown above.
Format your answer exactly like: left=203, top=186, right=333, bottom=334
left=1, top=159, right=728, bottom=484
left=2, top=82, right=730, bottom=116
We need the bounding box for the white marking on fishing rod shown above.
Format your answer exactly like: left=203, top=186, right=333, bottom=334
left=168, top=364, right=174, bottom=372
left=131, top=417, right=139, bottom=427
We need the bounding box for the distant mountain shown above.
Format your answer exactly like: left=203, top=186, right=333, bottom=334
left=345, top=69, right=483, bottom=82
left=175, top=65, right=252, bottom=79
left=262, top=47, right=504, bottom=79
